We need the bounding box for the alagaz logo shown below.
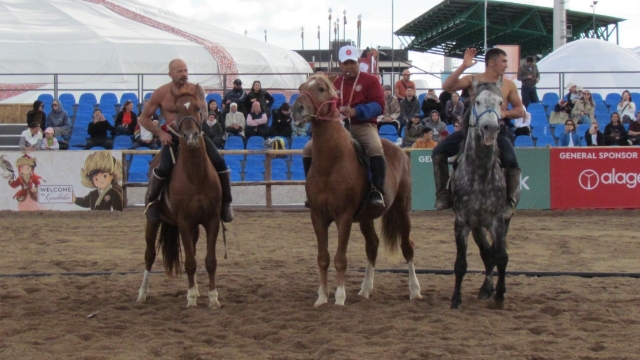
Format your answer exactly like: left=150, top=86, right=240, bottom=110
left=579, top=169, right=640, bottom=190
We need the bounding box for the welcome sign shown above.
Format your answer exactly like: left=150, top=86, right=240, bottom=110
left=38, top=185, right=74, bottom=204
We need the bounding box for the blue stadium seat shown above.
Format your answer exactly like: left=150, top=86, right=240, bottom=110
left=128, top=172, right=148, bottom=182
left=290, top=156, right=304, bottom=172
left=577, top=124, right=590, bottom=136
left=226, top=159, right=243, bottom=173
left=38, top=94, right=54, bottom=115
left=99, top=93, right=118, bottom=116
left=90, top=146, right=106, bottom=150
left=223, top=135, right=245, bottom=161
left=59, top=93, right=77, bottom=116
left=553, top=125, right=565, bottom=139
left=144, top=92, right=153, bottom=101
left=531, top=125, right=549, bottom=139
left=272, top=94, right=287, bottom=104
left=379, top=124, right=398, bottom=136
left=380, top=134, right=398, bottom=144
left=291, top=136, right=310, bottom=149
left=529, top=113, right=548, bottom=128
left=624, top=123, right=630, bottom=131
left=604, top=93, right=621, bottom=107
left=541, top=93, right=559, bottom=109
left=289, top=93, right=299, bottom=104
left=120, top=92, right=139, bottom=109
left=244, top=171, right=264, bottom=182
left=290, top=170, right=306, bottom=180
left=246, top=136, right=265, bottom=150
left=270, top=158, right=288, bottom=172
left=591, top=93, right=603, bottom=103
left=446, top=124, right=454, bottom=134
left=514, top=136, right=534, bottom=147
left=270, top=170, right=288, bottom=181
left=527, top=103, right=545, bottom=115
left=245, top=158, right=265, bottom=173
left=69, top=134, right=87, bottom=149
left=113, top=135, right=133, bottom=150
left=536, top=134, right=556, bottom=147
left=631, top=93, right=640, bottom=103
left=230, top=169, right=242, bottom=182
left=78, top=93, right=98, bottom=107
left=206, top=93, right=222, bottom=106
left=594, top=101, right=608, bottom=112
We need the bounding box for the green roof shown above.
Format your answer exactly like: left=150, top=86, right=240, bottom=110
left=395, top=0, right=625, bottom=59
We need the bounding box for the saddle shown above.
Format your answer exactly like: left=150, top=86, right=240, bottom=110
left=347, top=132, right=374, bottom=218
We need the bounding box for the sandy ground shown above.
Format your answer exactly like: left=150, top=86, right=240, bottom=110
left=1, top=209, right=640, bottom=359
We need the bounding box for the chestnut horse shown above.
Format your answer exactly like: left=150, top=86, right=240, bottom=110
left=292, top=75, right=422, bottom=307
left=136, top=85, right=223, bottom=308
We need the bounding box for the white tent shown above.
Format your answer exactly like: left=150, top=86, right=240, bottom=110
left=536, top=39, right=640, bottom=96
left=0, top=0, right=312, bottom=103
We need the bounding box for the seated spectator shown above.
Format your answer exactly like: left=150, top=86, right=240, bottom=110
left=114, top=100, right=138, bottom=136
left=571, top=89, right=595, bottom=124
left=584, top=121, right=604, bottom=146
left=550, top=82, right=578, bottom=125
left=412, top=127, right=438, bottom=149
left=132, top=119, right=160, bottom=150
left=513, top=111, right=531, bottom=137
left=628, top=112, right=640, bottom=145
left=617, top=90, right=636, bottom=124
left=223, top=79, right=248, bottom=115
left=270, top=102, right=293, bottom=138
left=421, top=89, right=443, bottom=122
left=208, top=99, right=225, bottom=129
left=225, top=102, right=246, bottom=141
left=26, top=100, right=46, bottom=131
left=46, top=100, right=70, bottom=140
left=439, top=129, right=450, bottom=141
left=86, top=109, right=115, bottom=150
left=394, top=69, right=415, bottom=102
left=203, top=111, right=225, bottom=149
left=246, top=80, right=274, bottom=114
left=445, top=92, right=464, bottom=124
left=604, top=112, right=628, bottom=146
left=453, top=121, right=462, bottom=132
left=399, top=87, right=420, bottom=129
left=377, top=85, right=400, bottom=132
left=558, top=119, right=580, bottom=147
left=245, top=101, right=269, bottom=138
left=20, top=122, right=43, bottom=151
left=291, top=117, right=309, bottom=138
left=402, top=114, right=423, bottom=148
left=459, top=88, right=471, bottom=110
left=40, top=127, right=59, bottom=150
left=424, top=110, right=447, bottom=142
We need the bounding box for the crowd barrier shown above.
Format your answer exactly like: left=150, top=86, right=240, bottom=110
left=0, top=147, right=637, bottom=212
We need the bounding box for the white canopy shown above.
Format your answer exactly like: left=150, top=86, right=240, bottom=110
left=0, top=0, right=312, bottom=103
left=536, top=39, right=640, bottom=96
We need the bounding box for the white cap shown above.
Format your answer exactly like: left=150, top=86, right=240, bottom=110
left=339, top=45, right=359, bottom=63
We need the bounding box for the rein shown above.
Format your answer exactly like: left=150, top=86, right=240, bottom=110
left=470, top=106, right=501, bottom=128
left=298, top=90, right=341, bottom=121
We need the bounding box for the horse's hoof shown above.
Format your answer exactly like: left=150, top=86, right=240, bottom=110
left=410, top=291, right=423, bottom=300
left=335, top=286, right=346, bottom=306
left=450, top=302, right=461, bottom=310
left=186, top=300, right=198, bottom=308
left=491, top=293, right=505, bottom=310
left=358, top=289, right=371, bottom=299
left=478, top=288, right=495, bottom=300
left=136, top=295, right=147, bottom=303
left=314, top=298, right=327, bottom=308
left=208, top=290, right=221, bottom=308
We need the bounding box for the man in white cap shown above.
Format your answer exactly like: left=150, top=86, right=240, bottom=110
left=302, top=45, right=387, bottom=209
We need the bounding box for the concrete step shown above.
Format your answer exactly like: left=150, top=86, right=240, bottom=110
left=0, top=124, right=26, bottom=136
left=0, top=135, right=21, bottom=146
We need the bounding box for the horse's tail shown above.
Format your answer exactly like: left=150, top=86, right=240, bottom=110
left=157, top=221, right=182, bottom=276
left=380, top=206, right=402, bottom=257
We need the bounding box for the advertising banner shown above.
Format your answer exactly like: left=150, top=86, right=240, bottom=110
left=0, top=150, right=124, bottom=211
left=410, top=150, right=435, bottom=211
left=550, top=148, right=640, bottom=209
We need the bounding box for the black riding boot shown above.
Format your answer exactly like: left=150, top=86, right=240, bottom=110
left=368, top=155, right=386, bottom=209
left=503, top=168, right=521, bottom=219
left=303, top=157, right=312, bottom=208
left=432, top=154, right=452, bottom=210
left=218, top=170, right=234, bottom=223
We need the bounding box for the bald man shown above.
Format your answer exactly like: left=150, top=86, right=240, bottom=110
left=138, top=59, right=233, bottom=222
left=394, top=69, right=416, bottom=102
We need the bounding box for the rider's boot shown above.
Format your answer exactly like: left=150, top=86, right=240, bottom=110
left=144, top=168, right=166, bottom=222
left=303, top=157, right=312, bottom=208
left=432, top=154, right=452, bottom=210
left=368, top=155, right=386, bottom=210
left=502, top=167, right=521, bottom=219
left=218, top=170, right=234, bottom=223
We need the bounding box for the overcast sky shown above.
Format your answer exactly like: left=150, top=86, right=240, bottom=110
left=135, top=0, right=640, bottom=87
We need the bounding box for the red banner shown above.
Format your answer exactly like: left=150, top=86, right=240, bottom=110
left=550, top=148, right=640, bottom=209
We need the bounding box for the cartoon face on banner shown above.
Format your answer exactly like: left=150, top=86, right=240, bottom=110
left=73, top=151, right=124, bottom=211
left=1, top=153, right=43, bottom=211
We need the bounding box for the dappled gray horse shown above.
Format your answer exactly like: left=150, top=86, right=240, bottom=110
left=449, top=80, right=516, bottom=310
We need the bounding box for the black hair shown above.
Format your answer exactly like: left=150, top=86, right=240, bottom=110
left=526, top=56, right=534, bottom=63
left=421, top=127, right=433, bottom=135
left=485, top=48, right=507, bottom=64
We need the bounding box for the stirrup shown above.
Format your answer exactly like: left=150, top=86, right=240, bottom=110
left=368, top=187, right=385, bottom=208
left=502, top=201, right=516, bottom=219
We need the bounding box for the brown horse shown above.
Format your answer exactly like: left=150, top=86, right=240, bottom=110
left=136, top=85, right=223, bottom=308
left=292, top=75, right=422, bottom=307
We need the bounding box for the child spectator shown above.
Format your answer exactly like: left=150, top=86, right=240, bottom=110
left=40, top=127, right=59, bottom=150
left=412, top=127, right=438, bottom=149
left=203, top=111, right=225, bottom=149
left=270, top=102, right=293, bottom=138
left=291, top=117, right=309, bottom=138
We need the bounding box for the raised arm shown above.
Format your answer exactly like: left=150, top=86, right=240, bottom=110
left=442, top=48, right=477, bottom=92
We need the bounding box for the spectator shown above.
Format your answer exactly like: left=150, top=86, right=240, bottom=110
left=402, top=114, right=423, bottom=147
left=132, top=119, right=160, bottom=150
left=617, top=90, right=636, bottom=124
left=86, top=109, right=115, bottom=150
left=291, top=117, right=309, bottom=138
left=114, top=100, right=138, bottom=136
left=571, top=89, right=595, bottom=124
left=517, top=56, right=540, bottom=108
left=412, top=127, right=438, bottom=149
left=377, top=84, right=400, bottom=132
left=439, top=129, right=450, bottom=141
left=453, top=121, right=462, bottom=132
left=459, top=88, right=471, bottom=110
left=245, top=101, right=269, bottom=138
left=424, top=110, right=447, bottom=142
left=394, top=69, right=415, bottom=102
left=604, top=112, right=628, bottom=146
left=399, top=87, right=419, bottom=129
left=558, top=119, right=580, bottom=147
left=584, top=121, right=604, bottom=146
left=245, top=80, right=274, bottom=114
left=421, top=89, right=444, bottom=120
left=628, top=112, right=640, bottom=145
left=513, top=111, right=531, bottom=137
left=550, top=82, right=578, bottom=125
left=208, top=99, right=224, bottom=129
left=222, top=79, right=247, bottom=115
left=26, top=100, right=46, bottom=131
left=438, top=90, right=452, bottom=117
left=140, top=99, right=161, bottom=124
left=46, top=100, right=70, bottom=140
left=445, top=92, right=464, bottom=124
left=19, top=122, right=43, bottom=151
left=225, top=102, right=246, bottom=141
left=203, top=111, right=225, bottom=149
left=40, top=127, right=59, bottom=150
left=270, top=102, right=293, bottom=138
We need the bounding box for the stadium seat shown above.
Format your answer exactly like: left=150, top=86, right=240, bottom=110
left=289, top=93, right=299, bottom=104
left=143, top=92, right=153, bottom=101
left=272, top=94, right=287, bottom=104
left=594, top=101, right=608, bottom=112
left=577, top=124, right=590, bottom=136
left=59, top=93, right=77, bottom=116
left=244, top=171, right=264, bottom=182
left=604, top=92, right=621, bottom=107
left=246, top=136, right=265, bottom=150
left=119, top=93, right=140, bottom=114
left=514, top=136, right=534, bottom=147
left=536, top=134, right=556, bottom=147
left=270, top=158, right=288, bottom=172
left=380, top=134, right=398, bottom=144
left=378, top=124, right=398, bottom=136
left=632, top=93, right=640, bottom=103
left=553, top=125, right=565, bottom=139
left=245, top=158, right=265, bottom=173
left=78, top=93, right=98, bottom=107
left=99, top=93, right=119, bottom=116
left=230, top=170, right=242, bottom=182
left=290, top=156, right=304, bottom=172
left=225, top=159, right=243, bottom=173
left=206, top=93, right=222, bottom=106
left=270, top=170, right=288, bottom=181
left=529, top=113, right=548, bottom=128
left=128, top=172, right=148, bottom=182
left=527, top=103, right=545, bottom=115
left=113, top=135, right=133, bottom=150
left=38, top=94, right=54, bottom=115
left=290, top=136, right=310, bottom=149
left=90, top=146, right=106, bottom=150
left=591, top=93, right=603, bottom=103
left=290, top=170, right=306, bottom=180
left=531, top=125, right=549, bottom=139
left=223, top=135, right=245, bottom=161
left=541, top=92, right=559, bottom=109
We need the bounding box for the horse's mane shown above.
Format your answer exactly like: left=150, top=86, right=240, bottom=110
left=309, top=74, right=338, bottom=98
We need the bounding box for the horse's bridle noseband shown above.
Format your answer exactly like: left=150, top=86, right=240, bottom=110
left=471, top=106, right=501, bottom=128
left=298, top=90, right=340, bottom=121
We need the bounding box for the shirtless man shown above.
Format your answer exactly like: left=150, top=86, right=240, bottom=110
left=432, top=48, right=524, bottom=218
left=138, top=59, right=233, bottom=222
